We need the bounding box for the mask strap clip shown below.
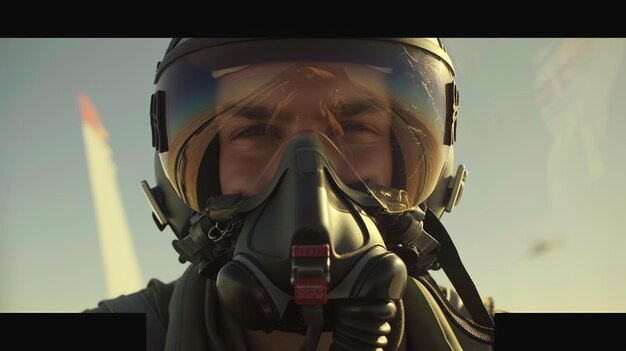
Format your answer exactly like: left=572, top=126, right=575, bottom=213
left=172, top=213, right=216, bottom=264
left=172, top=214, right=240, bottom=278
left=207, top=219, right=241, bottom=242
left=383, top=208, right=442, bottom=272
left=204, top=194, right=245, bottom=222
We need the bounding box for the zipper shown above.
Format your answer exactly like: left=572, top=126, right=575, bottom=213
left=414, top=273, right=494, bottom=344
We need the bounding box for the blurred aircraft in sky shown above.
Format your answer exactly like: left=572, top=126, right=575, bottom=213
left=78, top=93, right=143, bottom=298
left=529, top=237, right=566, bottom=258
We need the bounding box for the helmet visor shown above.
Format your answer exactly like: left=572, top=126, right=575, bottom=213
left=156, top=40, right=454, bottom=213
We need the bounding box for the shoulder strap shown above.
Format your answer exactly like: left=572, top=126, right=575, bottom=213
left=101, top=292, right=167, bottom=351
left=416, top=209, right=495, bottom=344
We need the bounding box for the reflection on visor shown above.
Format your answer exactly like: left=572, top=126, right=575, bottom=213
left=157, top=50, right=452, bottom=213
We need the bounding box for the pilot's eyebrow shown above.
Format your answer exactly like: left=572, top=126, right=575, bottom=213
left=233, top=100, right=379, bottom=121
left=339, top=100, right=378, bottom=118
left=235, top=105, right=272, bottom=121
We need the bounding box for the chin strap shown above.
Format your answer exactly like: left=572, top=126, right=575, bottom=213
left=418, top=208, right=495, bottom=344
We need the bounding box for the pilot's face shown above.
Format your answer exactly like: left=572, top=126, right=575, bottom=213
left=216, top=63, right=393, bottom=195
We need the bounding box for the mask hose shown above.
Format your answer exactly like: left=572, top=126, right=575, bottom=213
left=330, top=299, right=398, bottom=351
left=298, top=305, right=324, bottom=351
left=298, top=300, right=399, bottom=351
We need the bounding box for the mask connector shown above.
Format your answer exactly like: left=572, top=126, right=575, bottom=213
left=291, top=244, right=330, bottom=306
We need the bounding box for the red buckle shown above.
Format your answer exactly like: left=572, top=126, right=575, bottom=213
left=294, top=277, right=327, bottom=305
left=292, top=244, right=330, bottom=258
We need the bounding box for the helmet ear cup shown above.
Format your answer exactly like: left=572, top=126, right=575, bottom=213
left=216, top=260, right=280, bottom=331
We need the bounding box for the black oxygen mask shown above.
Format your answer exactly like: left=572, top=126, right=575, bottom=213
left=215, top=134, right=408, bottom=335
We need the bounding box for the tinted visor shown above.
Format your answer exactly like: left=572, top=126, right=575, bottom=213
left=156, top=39, right=454, bottom=213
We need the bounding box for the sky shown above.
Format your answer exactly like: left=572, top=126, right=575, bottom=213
left=1, top=38, right=625, bottom=312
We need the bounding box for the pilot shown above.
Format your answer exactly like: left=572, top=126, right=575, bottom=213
left=86, top=38, right=495, bottom=351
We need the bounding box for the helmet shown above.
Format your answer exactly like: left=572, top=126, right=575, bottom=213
left=141, top=38, right=467, bottom=239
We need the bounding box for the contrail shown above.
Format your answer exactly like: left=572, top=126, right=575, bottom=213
left=78, top=93, right=143, bottom=298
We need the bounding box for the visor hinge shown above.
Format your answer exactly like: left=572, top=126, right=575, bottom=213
left=445, top=81, right=460, bottom=146
left=150, top=90, right=168, bottom=152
